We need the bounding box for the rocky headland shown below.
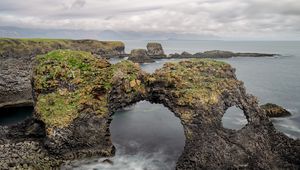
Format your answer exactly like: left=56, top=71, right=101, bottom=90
left=168, top=50, right=276, bottom=59
left=128, top=43, right=276, bottom=63
left=0, top=38, right=125, bottom=109
left=0, top=39, right=279, bottom=110
left=0, top=50, right=298, bottom=169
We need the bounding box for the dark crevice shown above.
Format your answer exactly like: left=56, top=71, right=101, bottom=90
left=0, top=106, right=34, bottom=126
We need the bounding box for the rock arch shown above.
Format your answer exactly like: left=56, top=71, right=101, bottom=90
left=0, top=50, right=299, bottom=169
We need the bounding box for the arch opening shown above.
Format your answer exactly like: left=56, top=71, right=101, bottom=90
left=78, top=100, right=186, bottom=170
left=222, top=106, right=248, bottom=130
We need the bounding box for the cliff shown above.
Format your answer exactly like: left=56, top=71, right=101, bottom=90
left=0, top=38, right=125, bottom=109
left=0, top=50, right=298, bottom=169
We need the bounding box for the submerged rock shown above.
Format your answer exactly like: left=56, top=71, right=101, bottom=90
left=0, top=51, right=298, bottom=169
left=128, top=49, right=155, bottom=63
left=261, top=103, right=292, bottom=118
left=102, top=159, right=114, bottom=165
left=146, top=42, right=166, bottom=58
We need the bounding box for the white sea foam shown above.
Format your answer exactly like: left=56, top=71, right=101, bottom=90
left=74, top=146, right=175, bottom=170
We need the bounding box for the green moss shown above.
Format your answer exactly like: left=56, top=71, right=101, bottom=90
left=0, top=38, right=124, bottom=57
left=152, top=59, right=238, bottom=106
left=34, top=50, right=113, bottom=127
left=34, top=50, right=140, bottom=128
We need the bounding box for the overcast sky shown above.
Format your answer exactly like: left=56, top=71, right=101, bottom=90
left=0, top=0, right=300, bottom=40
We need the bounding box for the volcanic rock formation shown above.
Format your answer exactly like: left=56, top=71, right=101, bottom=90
left=0, top=38, right=125, bottom=109
left=261, top=103, right=292, bottom=118
left=128, top=49, right=154, bottom=63
left=146, top=42, right=167, bottom=58
left=0, top=50, right=298, bottom=169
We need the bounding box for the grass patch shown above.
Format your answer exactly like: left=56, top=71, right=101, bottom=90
left=34, top=50, right=140, bottom=128
left=152, top=59, right=239, bottom=106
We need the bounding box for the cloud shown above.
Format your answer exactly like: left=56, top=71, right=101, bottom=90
left=0, top=0, right=299, bottom=40
left=71, top=0, right=86, bottom=9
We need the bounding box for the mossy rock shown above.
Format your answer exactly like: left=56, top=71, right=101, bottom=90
left=33, top=50, right=140, bottom=128
left=150, top=59, right=240, bottom=106
left=0, top=38, right=124, bottom=59
left=260, top=103, right=291, bottom=118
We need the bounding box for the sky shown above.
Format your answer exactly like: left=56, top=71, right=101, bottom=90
left=0, top=0, right=300, bottom=40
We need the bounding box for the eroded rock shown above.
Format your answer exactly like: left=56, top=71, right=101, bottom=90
left=146, top=42, right=166, bottom=58
left=169, top=50, right=277, bottom=59
left=0, top=38, right=125, bottom=109
left=0, top=51, right=298, bottom=169
left=128, top=49, right=155, bottom=63
left=261, top=103, right=292, bottom=118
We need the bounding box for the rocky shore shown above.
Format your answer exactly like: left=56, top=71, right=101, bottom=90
left=0, top=50, right=298, bottom=169
left=0, top=39, right=279, bottom=109
left=0, top=38, right=125, bottom=109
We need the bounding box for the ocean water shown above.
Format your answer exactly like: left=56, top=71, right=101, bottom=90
left=1, top=40, right=299, bottom=169
left=122, top=40, right=300, bottom=139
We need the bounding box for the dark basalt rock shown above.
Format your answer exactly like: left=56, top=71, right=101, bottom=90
left=261, top=103, right=292, bottom=118
left=180, top=51, right=193, bottom=58
left=0, top=38, right=125, bottom=109
left=146, top=42, right=167, bottom=59
left=201, top=50, right=235, bottom=58
left=128, top=49, right=155, bottom=63
left=102, top=159, right=114, bottom=165
left=169, top=50, right=277, bottom=59
left=0, top=51, right=298, bottom=169
left=168, top=53, right=182, bottom=58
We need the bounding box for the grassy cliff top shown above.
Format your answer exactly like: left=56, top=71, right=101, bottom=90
left=0, top=38, right=124, bottom=58
left=150, top=59, right=241, bottom=106
left=34, top=50, right=139, bottom=128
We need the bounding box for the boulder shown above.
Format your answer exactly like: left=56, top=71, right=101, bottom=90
left=128, top=49, right=154, bottom=63
left=146, top=42, right=166, bottom=58
left=261, top=103, right=292, bottom=118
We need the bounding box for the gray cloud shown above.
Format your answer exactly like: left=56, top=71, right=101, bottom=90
left=71, top=0, right=86, bottom=9
left=0, top=0, right=299, bottom=40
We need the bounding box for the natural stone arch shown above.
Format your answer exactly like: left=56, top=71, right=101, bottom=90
left=0, top=50, right=299, bottom=169
left=108, top=100, right=185, bottom=169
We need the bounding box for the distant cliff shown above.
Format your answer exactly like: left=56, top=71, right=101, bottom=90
left=0, top=38, right=125, bottom=59
left=0, top=38, right=125, bottom=109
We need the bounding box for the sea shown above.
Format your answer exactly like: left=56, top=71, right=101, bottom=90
left=1, top=40, right=299, bottom=170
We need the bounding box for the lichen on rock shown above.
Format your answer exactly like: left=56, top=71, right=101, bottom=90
left=128, top=49, right=155, bottom=63
left=32, top=50, right=145, bottom=160
left=0, top=38, right=126, bottom=110
left=261, top=103, right=292, bottom=118
left=33, top=50, right=112, bottom=127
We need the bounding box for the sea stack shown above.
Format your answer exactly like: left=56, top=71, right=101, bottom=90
left=146, top=42, right=167, bottom=59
